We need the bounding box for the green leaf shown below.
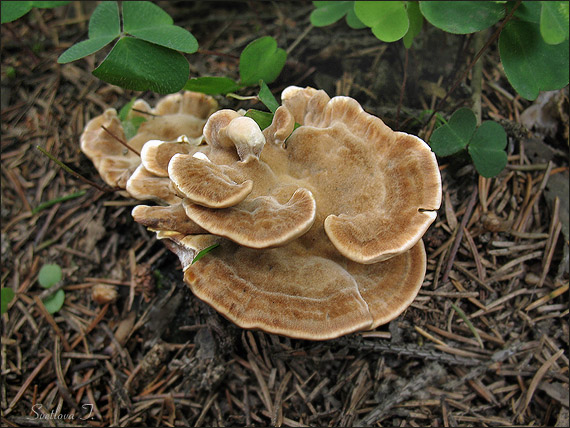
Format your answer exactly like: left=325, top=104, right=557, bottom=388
left=540, top=1, right=569, bottom=45
left=127, top=26, right=198, bottom=53
left=239, top=36, right=287, bottom=86
left=1, top=1, right=69, bottom=24
left=43, top=289, right=65, bottom=314
left=122, top=1, right=197, bottom=53
left=310, top=1, right=354, bottom=26
left=1, top=288, right=15, bottom=315
left=191, top=244, right=220, bottom=264
left=57, top=2, right=120, bottom=63
left=429, top=108, right=477, bottom=157
left=467, top=120, right=507, bottom=178
left=513, top=1, right=541, bottom=23
left=499, top=20, right=569, bottom=100
left=403, top=1, right=423, bottom=49
left=1, top=2, right=34, bottom=23
left=354, top=1, right=409, bottom=42
left=122, top=1, right=172, bottom=29
left=93, top=37, right=190, bottom=94
left=122, top=116, right=147, bottom=140
left=345, top=6, right=366, bottom=29
left=118, top=97, right=137, bottom=121
left=245, top=109, right=274, bottom=130
left=419, top=1, right=504, bottom=34
left=258, top=80, right=279, bottom=113
left=184, top=76, right=241, bottom=94
left=38, top=263, right=62, bottom=289
left=58, top=37, right=117, bottom=64
left=118, top=97, right=147, bottom=139
left=88, top=1, right=120, bottom=39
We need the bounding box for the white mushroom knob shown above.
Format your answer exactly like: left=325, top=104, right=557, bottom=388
left=225, top=116, right=266, bottom=161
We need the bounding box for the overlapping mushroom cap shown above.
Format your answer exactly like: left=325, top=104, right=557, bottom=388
left=81, top=87, right=442, bottom=340
left=80, top=91, right=218, bottom=191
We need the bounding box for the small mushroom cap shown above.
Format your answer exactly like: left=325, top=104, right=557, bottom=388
left=225, top=116, right=266, bottom=161
left=132, top=204, right=206, bottom=235
left=128, top=92, right=217, bottom=150
left=154, top=91, right=218, bottom=119
left=182, top=187, right=317, bottom=249
left=168, top=153, right=253, bottom=208
left=80, top=109, right=140, bottom=188
left=126, top=164, right=181, bottom=205
left=203, top=109, right=242, bottom=151
left=263, top=106, right=296, bottom=146
left=204, top=110, right=266, bottom=161
left=140, top=139, right=193, bottom=177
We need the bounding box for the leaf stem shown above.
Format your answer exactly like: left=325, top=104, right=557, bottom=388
left=226, top=93, right=257, bottom=101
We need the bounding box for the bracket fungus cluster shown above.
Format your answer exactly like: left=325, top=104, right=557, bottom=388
left=81, top=86, right=442, bottom=340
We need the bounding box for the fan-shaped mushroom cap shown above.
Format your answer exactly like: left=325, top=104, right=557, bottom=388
left=80, top=109, right=139, bottom=188
left=163, top=232, right=426, bottom=340
left=80, top=92, right=218, bottom=189
left=182, top=187, right=317, bottom=248
left=140, top=137, right=193, bottom=177
left=120, top=86, right=442, bottom=340
left=168, top=154, right=253, bottom=208
left=125, top=164, right=181, bottom=205
left=279, top=86, right=442, bottom=263
left=132, top=204, right=206, bottom=235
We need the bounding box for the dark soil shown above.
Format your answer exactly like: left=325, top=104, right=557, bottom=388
left=2, top=1, right=568, bottom=427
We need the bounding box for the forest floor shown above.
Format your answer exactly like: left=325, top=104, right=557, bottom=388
left=1, top=1, right=569, bottom=427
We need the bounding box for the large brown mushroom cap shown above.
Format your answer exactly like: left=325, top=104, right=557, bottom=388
left=163, top=232, right=427, bottom=340
left=118, top=86, right=441, bottom=340
left=279, top=86, right=442, bottom=263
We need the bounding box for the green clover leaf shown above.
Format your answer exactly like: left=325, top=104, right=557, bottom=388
left=239, top=36, right=287, bottom=86
left=122, top=1, right=198, bottom=53
left=429, top=108, right=507, bottom=177
left=467, top=121, right=507, bottom=178
left=92, top=37, right=189, bottom=94
left=58, top=2, right=120, bottom=63
left=43, top=289, right=66, bottom=314
left=429, top=108, right=477, bottom=157
left=38, top=264, right=62, bottom=289
left=1, top=1, right=69, bottom=24
left=354, top=1, right=409, bottom=43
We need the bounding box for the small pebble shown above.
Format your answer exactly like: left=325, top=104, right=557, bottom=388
left=92, top=284, right=118, bottom=305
